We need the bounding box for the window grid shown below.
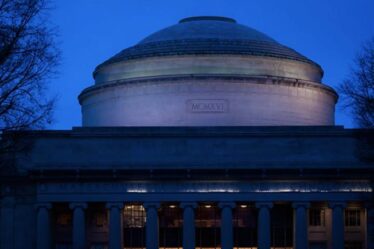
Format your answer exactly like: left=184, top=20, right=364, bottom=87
left=123, top=204, right=146, bottom=249
left=344, top=208, right=361, bottom=227
left=159, top=204, right=182, bottom=249
left=309, top=208, right=325, bottom=227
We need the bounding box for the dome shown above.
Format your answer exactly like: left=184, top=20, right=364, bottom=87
left=79, top=16, right=337, bottom=127
left=96, top=16, right=321, bottom=71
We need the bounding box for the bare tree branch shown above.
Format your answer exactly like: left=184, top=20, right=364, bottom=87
left=339, top=37, right=374, bottom=128
left=0, top=0, right=59, bottom=166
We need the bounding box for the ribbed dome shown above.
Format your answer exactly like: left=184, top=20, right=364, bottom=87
left=96, top=16, right=321, bottom=71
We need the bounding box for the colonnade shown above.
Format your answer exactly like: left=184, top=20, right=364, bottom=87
left=35, top=201, right=348, bottom=249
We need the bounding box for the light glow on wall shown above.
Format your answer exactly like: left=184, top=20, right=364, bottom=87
left=125, top=187, right=372, bottom=193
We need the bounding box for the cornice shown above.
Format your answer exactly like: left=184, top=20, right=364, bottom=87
left=78, top=74, right=338, bottom=104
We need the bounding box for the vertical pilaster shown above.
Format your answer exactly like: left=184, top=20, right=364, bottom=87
left=329, top=202, right=346, bottom=249
left=106, top=202, right=124, bottom=249
left=293, top=202, right=310, bottom=249
left=0, top=196, right=15, bottom=249
left=36, top=203, right=52, bottom=249
left=144, top=202, right=160, bottom=249
left=180, top=202, right=197, bottom=249
left=219, top=202, right=236, bottom=249
left=69, top=203, right=87, bottom=249
left=256, top=202, right=273, bottom=249
left=366, top=203, right=374, bottom=249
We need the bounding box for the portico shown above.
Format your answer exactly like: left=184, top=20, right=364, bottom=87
left=35, top=199, right=370, bottom=249
left=30, top=174, right=372, bottom=249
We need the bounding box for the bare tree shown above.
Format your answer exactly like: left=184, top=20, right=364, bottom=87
left=339, top=37, right=374, bottom=128
left=0, top=0, right=59, bottom=132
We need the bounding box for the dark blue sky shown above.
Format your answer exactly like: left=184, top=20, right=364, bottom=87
left=49, top=0, right=374, bottom=129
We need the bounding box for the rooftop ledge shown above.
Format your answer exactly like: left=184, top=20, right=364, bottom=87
left=179, top=16, right=237, bottom=24
left=2, top=125, right=367, bottom=138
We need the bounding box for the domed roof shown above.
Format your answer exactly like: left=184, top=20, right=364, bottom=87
left=96, top=16, right=320, bottom=70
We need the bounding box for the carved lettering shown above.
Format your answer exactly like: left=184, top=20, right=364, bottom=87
left=187, top=99, right=229, bottom=113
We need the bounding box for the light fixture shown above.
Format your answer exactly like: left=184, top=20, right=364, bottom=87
left=240, top=205, right=247, bottom=208
left=169, top=205, right=176, bottom=209
left=204, top=205, right=212, bottom=208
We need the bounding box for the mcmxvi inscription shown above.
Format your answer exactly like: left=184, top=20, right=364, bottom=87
left=186, top=99, right=229, bottom=113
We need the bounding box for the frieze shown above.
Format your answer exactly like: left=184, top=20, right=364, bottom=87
left=37, top=181, right=372, bottom=194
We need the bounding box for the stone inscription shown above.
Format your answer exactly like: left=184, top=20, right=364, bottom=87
left=186, top=99, right=229, bottom=113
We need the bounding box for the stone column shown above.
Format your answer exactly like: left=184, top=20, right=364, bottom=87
left=292, top=202, right=310, bottom=249
left=69, top=203, right=87, bottom=249
left=1, top=196, right=15, bottom=249
left=256, top=202, right=273, bottom=249
left=329, top=202, right=346, bottom=249
left=180, top=202, right=197, bottom=249
left=36, top=203, right=52, bottom=249
left=219, top=202, right=236, bottom=249
left=144, top=202, right=160, bottom=249
left=106, top=202, right=124, bottom=249
left=366, top=203, right=374, bottom=249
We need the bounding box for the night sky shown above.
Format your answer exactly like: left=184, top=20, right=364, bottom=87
left=49, top=0, right=374, bottom=129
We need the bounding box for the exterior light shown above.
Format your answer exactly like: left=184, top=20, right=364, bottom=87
left=169, top=205, right=176, bottom=208
left=240, top=205, right=247, bottom=208
left=204, top=205, right=212, bottom=208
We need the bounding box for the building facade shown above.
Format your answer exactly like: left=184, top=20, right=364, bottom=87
left=1, top=16, right=373, bottom=249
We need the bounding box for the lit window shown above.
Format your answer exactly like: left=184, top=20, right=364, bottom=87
left=123, top=205, right=146, bottom=228
left=123, top=204, right=146, bottom=249
left=345, top=208, right=361, bottom=227
left=309, top=208, right=325, bottom=227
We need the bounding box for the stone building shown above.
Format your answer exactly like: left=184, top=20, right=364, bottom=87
left=0, top=16, right=373, bottom=249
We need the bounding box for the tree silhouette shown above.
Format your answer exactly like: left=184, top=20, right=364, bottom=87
left=0, top=0, right=59, bottom=131
left=339, top=37, right=374, bottom=128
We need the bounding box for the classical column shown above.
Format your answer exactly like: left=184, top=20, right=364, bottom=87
left=292, top=202, right=310, bottom=249
left=69, top=203, right=87, bottom=249
left=144, top=202, right=160, bottom=249
left=180, top=202, right=197, bottom=249
left=366, top=203, right=374, bottom=249
left=256, top=202, right=273, bottom=249
left=36, top=203, right=52, bottom=249
left=219, top=202, right=236, bottom=249
left=329, top=202, right=346, bottom=249
left=106, top=202, right=124, bottom=249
